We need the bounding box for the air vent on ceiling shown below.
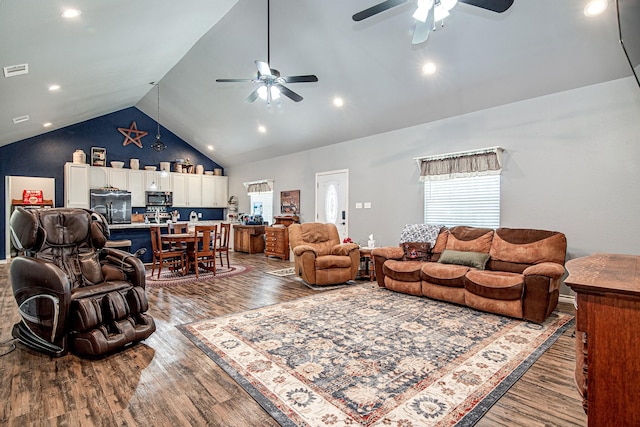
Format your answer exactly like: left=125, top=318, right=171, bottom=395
left=3, top=63, right=29, bottom=78
left=12, top=115, right=30, bottom=124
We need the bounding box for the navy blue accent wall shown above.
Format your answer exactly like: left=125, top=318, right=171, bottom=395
left=1, top=107, right=225, bottom=260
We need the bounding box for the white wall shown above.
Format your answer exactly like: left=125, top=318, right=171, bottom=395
left=227, top=77, right=640, bottom=264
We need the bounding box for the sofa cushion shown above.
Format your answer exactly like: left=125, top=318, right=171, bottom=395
left=445, top=226, right=494, bottom=253
left=489, top=228, right=567, bottom=266
left=438, top=250, right=490, bottom=270
left=421, top=263, right=469, bottom=288
left=465, top=270, right=524, bottom=301
left=316, top=255, right=353, bottom=270
left=383, top=260, right=423, bottom=282
left=402, top=242, right=430, bottom=261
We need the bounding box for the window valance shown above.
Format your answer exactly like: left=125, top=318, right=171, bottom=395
left=415, top=147, right=503, bottom=181
left=243, top=179, right=274, bottom=194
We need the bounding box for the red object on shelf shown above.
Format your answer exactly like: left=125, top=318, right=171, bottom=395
left=22, top=190, right=43, bottom=204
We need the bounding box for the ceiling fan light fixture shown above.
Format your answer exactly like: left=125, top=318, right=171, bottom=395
left=412, top=6, right=430, bottom=22
left=434, top=4, right=450, bottom=22
left=441, top=0, right=458, bottom=11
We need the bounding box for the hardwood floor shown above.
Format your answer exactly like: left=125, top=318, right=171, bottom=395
left=0, top=252, right=587, bottom=426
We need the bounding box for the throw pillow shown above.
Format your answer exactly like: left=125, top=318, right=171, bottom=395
left=402, top=242, right=431, bottom=262
left=438, top=249, right=490, bottom=270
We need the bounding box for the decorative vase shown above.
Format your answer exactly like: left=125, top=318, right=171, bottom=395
left=73, top=149, right=86, bottom=164
left=130, top=159, right=139, bottom=169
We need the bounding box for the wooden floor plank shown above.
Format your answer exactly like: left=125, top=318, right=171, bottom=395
left=0, top=253, right=587, bottom=426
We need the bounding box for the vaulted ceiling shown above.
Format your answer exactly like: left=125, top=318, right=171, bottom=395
left=0, top=0, right=636, bottom=166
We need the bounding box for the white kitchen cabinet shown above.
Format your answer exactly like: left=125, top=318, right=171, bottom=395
left=172, top=173, right=202, bottom=207
left=144, top=170, right=171, bottom=192
left=128, top=169, right=145, bottom=207
left=171, top=174, right=188, bottom=207
left=64, top=162, right=89, bottom=208
left=187, top=175, right=202, bottom=207
left=88, top=166, right=128, bottom=191
left=89, top=166, right=108, bottom=189
left=202, top=175, right=228, bottom=207
left=109, top=168, right=128, bottom=190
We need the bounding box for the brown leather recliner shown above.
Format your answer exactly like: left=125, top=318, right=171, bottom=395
left=9, top=207, right=155, bottom=357
left=288, top=223, right=360, bottom=286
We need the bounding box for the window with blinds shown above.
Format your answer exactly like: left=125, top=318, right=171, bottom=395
left=249, top=191, right=274, bottom=224
left=423, top=174, right=500, bottom=228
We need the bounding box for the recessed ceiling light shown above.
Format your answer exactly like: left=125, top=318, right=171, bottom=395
left=258, top=125, right=267, bottom=133
left=207, top=145, right=214, bottom=151
left=422, top=62, right=437, bottom=75
left=43, top=122, right=52, bottom=128
left=62, top=9, right=81, bottom=19
left=584, top=0, right=607, bottom=17
left=333, top=97, right=344, bottom=107
left=48, top=84, right=61, bottom=91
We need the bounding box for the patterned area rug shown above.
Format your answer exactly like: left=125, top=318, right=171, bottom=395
left=145, top=264, right=250, bottom=287
left=180, top=285, right=573, bottom=426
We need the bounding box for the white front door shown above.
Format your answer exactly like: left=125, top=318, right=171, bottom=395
left=315, top=169, right=349, bottom=242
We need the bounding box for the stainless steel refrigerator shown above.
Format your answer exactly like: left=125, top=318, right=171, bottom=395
left=90, top=189, right=132, bottom=224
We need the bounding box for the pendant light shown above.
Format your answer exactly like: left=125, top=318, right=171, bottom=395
left=150, top=82, right=167, bottom=152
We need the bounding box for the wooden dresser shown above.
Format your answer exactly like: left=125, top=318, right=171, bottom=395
left=265, top=216, right=298, bottom=260
left=565, top=253, right=640, bottom=427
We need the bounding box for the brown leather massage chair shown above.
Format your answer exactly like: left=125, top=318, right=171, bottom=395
left=9, top=207, right=155, bottom=357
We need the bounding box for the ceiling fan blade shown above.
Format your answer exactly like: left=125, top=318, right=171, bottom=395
left=353, top=0, right=408, bottom=21
left=276, top=84, right=303, bottom=102
left=255, top=60, right=273, bottom=77
left=459, top=0, right=514, bottom=13
left=412, top=12, right=432, bottom=44
left=282, top=75, right=319, bottom=83
left=245, top=88, right=261, bottom=103
left=216, top=78, right=254, bottom=82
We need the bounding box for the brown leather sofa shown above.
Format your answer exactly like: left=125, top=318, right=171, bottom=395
left=9, top=207, right=156, bottom=357
left=288, top=223, right=360, bottom=286
left=372, top=226, right=567, bottom=323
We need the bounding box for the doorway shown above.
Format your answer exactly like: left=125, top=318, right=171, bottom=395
left=315, top=169, right=349, bottom=242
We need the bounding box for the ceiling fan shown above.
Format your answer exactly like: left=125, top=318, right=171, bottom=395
left=216, top=0, right=318, bottom=106
left=353, top=0, right=514, bottom=45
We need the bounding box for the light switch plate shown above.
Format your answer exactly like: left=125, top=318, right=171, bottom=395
left=355, top=202, right=363, bottom=209
left=364, top=202, right=372, bottom=209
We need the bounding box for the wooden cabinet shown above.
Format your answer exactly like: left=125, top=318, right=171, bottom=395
left=128, top=169, right=145, bottom=207
left=202, top=175, right=229, bottom=208
left=172, top=174, right=203, bottom=207
left=265, top=226, right=290, bottom=260
left=233, top=225, right=265, bottom=254
left=64, top=162, right=90, bottom=208
left=565, top=253, right=640, bottom=427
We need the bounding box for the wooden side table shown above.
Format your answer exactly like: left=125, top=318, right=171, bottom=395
left=357, top=247, right=375, bottom=281
left=565, top=253, right=640, bottom=427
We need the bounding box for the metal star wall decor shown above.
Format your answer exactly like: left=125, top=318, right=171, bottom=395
left=118, top=121, right=147, bottom=148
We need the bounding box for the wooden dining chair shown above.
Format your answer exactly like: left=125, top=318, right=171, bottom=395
left=150, top=225, right=185, bottom=278
left=186, top=225, right=218, bottom=278
left=216, top=223, right=231, bottom=267
left=168, top=222, right=190, bottom=251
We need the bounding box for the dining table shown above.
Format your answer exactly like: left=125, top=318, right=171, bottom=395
left=160, top=231, right=217, bottom=275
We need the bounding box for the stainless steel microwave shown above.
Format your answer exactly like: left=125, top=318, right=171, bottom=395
left=145, top=191, right=172, bottom=206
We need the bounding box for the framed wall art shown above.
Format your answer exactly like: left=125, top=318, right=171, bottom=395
left=280, top=190, right=300, bottom=214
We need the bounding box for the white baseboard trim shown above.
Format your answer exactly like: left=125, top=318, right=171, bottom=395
left=559, top=294, right=575, bottom=305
